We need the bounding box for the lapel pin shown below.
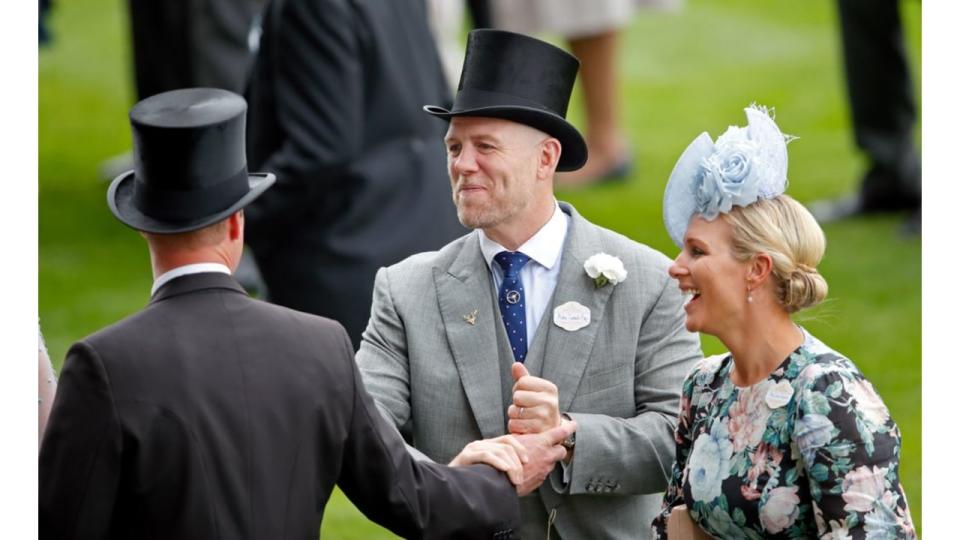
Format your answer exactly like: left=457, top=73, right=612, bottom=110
left=463, top=309, right=478, bottom=326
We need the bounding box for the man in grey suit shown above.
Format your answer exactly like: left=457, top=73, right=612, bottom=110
left=357, top=30, right=703, bottom=538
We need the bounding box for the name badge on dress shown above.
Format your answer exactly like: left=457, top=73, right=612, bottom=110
left=765, top=380, right=795, bottom=409
left=553, top=301, right=590, bottom=331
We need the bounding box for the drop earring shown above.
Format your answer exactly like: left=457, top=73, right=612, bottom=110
left=747, top=287, right=753, bottom=304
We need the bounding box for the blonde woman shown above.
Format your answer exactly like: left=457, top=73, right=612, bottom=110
left=651, top=106, right=915, bottom=538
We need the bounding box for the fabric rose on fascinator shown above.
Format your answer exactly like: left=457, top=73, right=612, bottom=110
left=695, top=126, right=763, bottom=219
left=663, top=104, right=796, bottom=247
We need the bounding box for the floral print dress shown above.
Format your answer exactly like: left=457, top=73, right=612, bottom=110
left=651, top=329, right=915, bottom=539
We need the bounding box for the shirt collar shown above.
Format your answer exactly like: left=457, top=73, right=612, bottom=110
left=151, top=263, right=232, bottom=297
left=478, top=201, right=568, bottom=271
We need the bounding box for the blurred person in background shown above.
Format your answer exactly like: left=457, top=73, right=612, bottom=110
left=488, top=0, right=683, bottom=187
left=39, top=0, right=53, bottom=46
left=426, top=0, right=494, bottom=88
left=652, top=105, right=915, bottom=538
left=125, top=0, right=264, bottom=102
left=243, top=0, right=464, bottom=348
left=100, top=0, right=266, bottom=181
left=810, top=0, right=921, bottom=235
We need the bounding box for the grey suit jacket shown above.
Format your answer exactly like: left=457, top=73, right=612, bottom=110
left=357, top=202, right=703, bottom=539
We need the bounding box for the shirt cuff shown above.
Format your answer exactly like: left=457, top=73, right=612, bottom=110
left=549, top=456, right=572, bottom=493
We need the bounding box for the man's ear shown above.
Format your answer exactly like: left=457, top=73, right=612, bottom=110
left=538, top=138, right=562, bottom=180
left=747, top=252, right=774, bottom=289
left=227, top=210, right=243, bottom=241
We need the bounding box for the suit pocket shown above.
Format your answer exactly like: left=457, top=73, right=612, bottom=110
left=579, top=362, right=633, bottom=396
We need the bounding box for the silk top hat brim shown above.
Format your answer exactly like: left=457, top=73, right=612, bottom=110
left=423, top=102, right=588, bottom=172
left=108, top=170, right=275, bottom=234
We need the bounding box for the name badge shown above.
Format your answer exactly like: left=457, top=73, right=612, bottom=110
left=553, top=301, right=591, bottom=331
left=765, top=380, right=795, bottom=409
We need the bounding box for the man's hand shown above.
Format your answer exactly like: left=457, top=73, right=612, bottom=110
left=448, top=435, right=528, bottom=486
left=513, top=421, right=577, bottom=495
left=507, top=362, right=561, bottom=435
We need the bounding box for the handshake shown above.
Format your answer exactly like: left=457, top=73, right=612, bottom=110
left=448, top=363, right=577, bottom=495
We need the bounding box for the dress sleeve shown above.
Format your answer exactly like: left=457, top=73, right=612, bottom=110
left=38, top=326, right=58, bottom=444
left=792, top=361, right=916, bottom=538
left=650, top=366, right=699, bottom=539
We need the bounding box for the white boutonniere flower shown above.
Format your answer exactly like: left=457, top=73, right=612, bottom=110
left=584, top=253, right=627, bottom=288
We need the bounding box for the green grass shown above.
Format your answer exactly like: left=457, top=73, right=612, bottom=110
left=40, top=0, right=921, bottom=536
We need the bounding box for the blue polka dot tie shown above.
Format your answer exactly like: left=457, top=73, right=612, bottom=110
left=494, top=251, right=531, bottom=363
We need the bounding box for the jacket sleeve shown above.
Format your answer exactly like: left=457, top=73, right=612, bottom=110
left=650, top=367, right=699, bottom=538
left=354, top=266, right=414, bottom=435
left=336, top=327, right=521, bottom=539
left=561, top=267, right=703, bottom=497
left=244, top=0, right=365, bottom=245
left=39, top=342, right=123, bottom=540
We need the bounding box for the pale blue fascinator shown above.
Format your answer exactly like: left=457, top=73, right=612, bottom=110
left=662, top=105, right=794, bottom=247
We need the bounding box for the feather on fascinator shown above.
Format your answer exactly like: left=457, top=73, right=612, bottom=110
left=662, top=104, right=795, bottom=247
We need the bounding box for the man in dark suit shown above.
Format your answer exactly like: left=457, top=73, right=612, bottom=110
left=809, top=0, right=921, bottom=233
left=244, top=0, right=466, bottom=348
left=39, top=88, right=574, bottom=539
left=125, top=0, right=264, bottom=99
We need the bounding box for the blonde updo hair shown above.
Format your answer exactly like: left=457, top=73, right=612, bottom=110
left=720, top=195, right=828, bottom=313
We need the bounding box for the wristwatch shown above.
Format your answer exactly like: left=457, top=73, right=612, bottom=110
left=561, top=413, right=576, bottom=452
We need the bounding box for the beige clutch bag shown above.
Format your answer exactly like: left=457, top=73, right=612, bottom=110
left=667, top=505, right=712, bottom=539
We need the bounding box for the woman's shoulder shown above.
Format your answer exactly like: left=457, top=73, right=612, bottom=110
left=789, top=330, right=897, bottom=435
left=681, top=353, right=731, bottom=394
left=688, top=353, right=729, bottom=378
left=787, top=329, right=864, bottom=388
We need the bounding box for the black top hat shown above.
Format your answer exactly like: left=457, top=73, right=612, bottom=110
left=107, top=87, right=275, bottom=234
left=424, top=29, right=587, bottom=171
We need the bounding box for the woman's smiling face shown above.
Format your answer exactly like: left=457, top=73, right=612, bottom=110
left=668, top=215, right=752, bottom=337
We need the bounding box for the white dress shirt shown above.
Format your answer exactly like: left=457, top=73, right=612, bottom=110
left=478, top=201, right=569, bottom=346
left=479, top=201, right=575, bottom=484
left=151, top=263, right=232, bottom=297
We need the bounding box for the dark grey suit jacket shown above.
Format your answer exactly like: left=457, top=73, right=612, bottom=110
left=244, top=0, right=465, bottom=347
left=39, top=272, right=519, bottom=539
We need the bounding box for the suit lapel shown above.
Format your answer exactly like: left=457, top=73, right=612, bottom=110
left=539, top=203, right=616, bottom=413
left=434, top=234, right=506, bottom=439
